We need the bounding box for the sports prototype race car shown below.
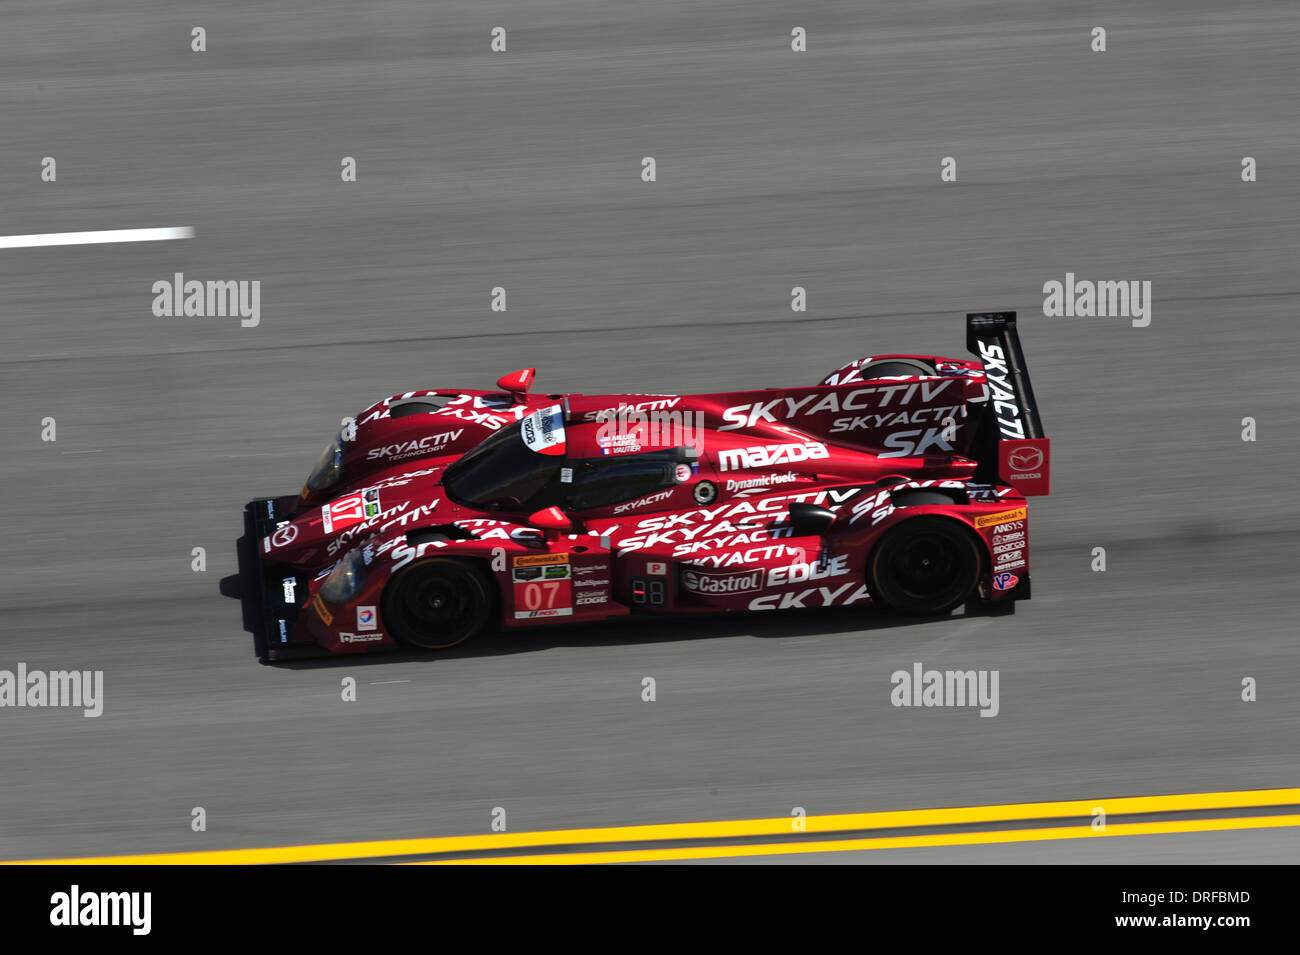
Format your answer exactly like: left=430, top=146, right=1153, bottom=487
left=231, top=312, right=1050, bottom=660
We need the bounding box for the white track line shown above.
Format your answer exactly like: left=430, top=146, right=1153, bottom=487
left=0, top=226, right=194, bottom=249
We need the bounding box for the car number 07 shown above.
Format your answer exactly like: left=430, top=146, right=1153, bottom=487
left=521, top=580, right=563, bottom=611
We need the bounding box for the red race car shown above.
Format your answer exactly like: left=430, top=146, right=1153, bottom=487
left=231, top=312, right=1050, bottom=660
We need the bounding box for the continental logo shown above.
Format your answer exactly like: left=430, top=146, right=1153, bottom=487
left=513, top=553, right=569, bottom=567
left=975, top=507, right=1027, bottom=529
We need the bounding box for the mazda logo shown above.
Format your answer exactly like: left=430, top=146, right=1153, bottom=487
left=1008, top=446, right=1043, bottom=472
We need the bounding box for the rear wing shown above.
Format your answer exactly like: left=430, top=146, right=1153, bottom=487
left=965, top=312, right=1051, bottom=495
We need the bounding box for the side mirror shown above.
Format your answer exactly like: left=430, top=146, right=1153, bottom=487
left=497, top=368, right=536, bottom=404
left=528, top=506, right=571, bottom=541
left=787, top=502, right=836, bottom=536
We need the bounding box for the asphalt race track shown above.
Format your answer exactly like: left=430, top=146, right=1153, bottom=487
left=1, top=1, right=1297, bottom=863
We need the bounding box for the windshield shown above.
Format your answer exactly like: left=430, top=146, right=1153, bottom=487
left=565, top=453, right=679, bottom=510
left=443, top=421, right=563, bottom=511
left=305, top=432, right=345, bottom=491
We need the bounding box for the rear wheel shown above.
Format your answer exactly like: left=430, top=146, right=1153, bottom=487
left=868, top=517, right=982, bottom=616
left=382, top=558, right=494, bottom=649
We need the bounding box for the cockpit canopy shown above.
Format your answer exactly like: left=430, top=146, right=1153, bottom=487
left=443, top=408, right=695, bottom=514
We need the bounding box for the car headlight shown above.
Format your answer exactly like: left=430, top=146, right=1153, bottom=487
left=319, top=547, right=366, bottom=603
left=306, top=434, right=345, bottom=492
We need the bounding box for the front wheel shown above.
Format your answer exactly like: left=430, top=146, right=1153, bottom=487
left=867, top=517, right=982, bottom=616
left=382, top=558, right=494, bottom=649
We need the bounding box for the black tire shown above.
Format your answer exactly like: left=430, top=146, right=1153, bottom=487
left=382, top=558, right=494, bottom=649
left=868, top=517, right=983, bottom=616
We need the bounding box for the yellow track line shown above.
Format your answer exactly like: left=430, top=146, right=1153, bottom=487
left=6, top=788, right=1298, bottom=865
left=422, top=814, right=1300, bottom=865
